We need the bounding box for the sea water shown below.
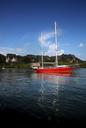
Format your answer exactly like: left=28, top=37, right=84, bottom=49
left=0, top=68, right=86, bottom=127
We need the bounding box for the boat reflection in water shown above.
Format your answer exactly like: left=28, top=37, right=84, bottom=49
left=31, top=72, right=73, bottom=121
left=30, top=71, right=84, bottom=126
left=32, top=72, right=73, bottom=85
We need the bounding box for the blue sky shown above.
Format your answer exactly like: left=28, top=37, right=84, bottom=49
left=0, top=0, right=86, bottom=60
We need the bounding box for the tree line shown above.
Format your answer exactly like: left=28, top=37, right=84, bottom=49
left=0, top=53, right=86, bottom=68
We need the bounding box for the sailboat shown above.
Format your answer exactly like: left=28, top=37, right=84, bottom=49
left=34, top=22, right=75, bottom=74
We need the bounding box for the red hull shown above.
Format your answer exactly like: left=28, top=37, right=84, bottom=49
left=34, top=67, right=74, bottom=74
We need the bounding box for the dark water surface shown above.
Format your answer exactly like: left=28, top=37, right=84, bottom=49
left=0, top=68, right=86, bottom=127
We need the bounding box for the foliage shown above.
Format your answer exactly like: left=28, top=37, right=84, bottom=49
left=0, top=53, right=86, bottom=68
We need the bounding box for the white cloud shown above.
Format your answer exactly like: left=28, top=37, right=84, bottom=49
left=15, top=48, right=22, bottom=53
left=38, top=32, right=54, bottom=47
left=58, top=49, right=64, bottom=56
left=45, top=43, right=64, bottom=56
left=44, top=43, right=56, bottom=56
left=78, top=43, right=86, bottom=47
left=0, top=47, right=24, bottom=55
left=79, top=43, right=84, bottom=47
left=38, top=30, right=64, bottom=56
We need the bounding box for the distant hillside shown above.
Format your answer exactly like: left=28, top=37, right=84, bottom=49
left=58, top=54, right=82, bottom=64
left=0, top=53, right=86, bottom=68
left=41, top=54, right=83, bottom=67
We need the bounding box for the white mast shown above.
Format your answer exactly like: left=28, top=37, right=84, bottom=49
left=41, top=32, right=44, bottom=68
left=54, top=21, right=58, bottom=67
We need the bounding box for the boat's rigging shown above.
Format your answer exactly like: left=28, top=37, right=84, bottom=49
left=41, top=22, right=58, bottom=68
left=32, top=22, right=75, bottom=74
